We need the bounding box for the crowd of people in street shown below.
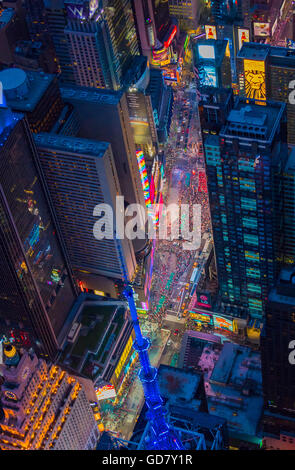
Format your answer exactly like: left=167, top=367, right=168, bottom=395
left=149, top=87, right=212, bottom=325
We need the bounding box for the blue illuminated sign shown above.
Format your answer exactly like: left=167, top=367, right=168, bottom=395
left=200, top=65, right=217, bottom=87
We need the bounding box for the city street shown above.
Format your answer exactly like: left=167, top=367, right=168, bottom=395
left=149, top=83, right=211, bottom=326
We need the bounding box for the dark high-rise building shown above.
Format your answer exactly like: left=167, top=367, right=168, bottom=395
left=62, top=0, right=139, bottom=90
left=64, top=1, right=120, bottom=89
left=210, top=0, right=250, bottom=27
left=103, top=0, right=139, bottom=79
left=262, top=267, right=295, bottom=412
left=44, top=0, right=75, bottom=83
left=132, top=0, right=157, bottom=61
left=203, top=97, right=287, bottom=320
left=23, top=0, right=49, bottom=43
left=146, top=68, right=174, bottom=143
left=0, top=105, right=77, bottom=358
left=153, top=0, right=170, bottom=33
left=261, top=267, right=295, bottom=449
left=237, top=42, right=295, bottom=145
left=198, top=86, right=234, bottom=137
left=168, top=0, right=199, bottom=32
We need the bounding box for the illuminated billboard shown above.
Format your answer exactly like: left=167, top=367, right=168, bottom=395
left=253, top=22, right=270, bottom=37
left=95, top=384, right=117, bottom=401
left=205, top=25, right=217, bottom=40
left=198, top=44, right=215, bottom=60
left=199, top=65, right=217, bottom=87
left=238, top=28, right=250, bottom=50
left=213, top=315, right=233, bottom=331
left=244, top=59, right=266, bottom=100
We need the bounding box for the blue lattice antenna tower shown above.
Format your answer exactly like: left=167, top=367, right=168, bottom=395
left=123, top=285, right=184, bottom=450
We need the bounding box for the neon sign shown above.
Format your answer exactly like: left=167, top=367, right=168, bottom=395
left=136, top=150, right=151, bottom=209
left=164, top=25, right=177, bottom=48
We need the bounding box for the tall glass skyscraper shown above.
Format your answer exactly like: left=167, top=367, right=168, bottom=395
left=203, top=97, right=287, bottom=320
left=103, top=0, right=139, bottom=79
left=0, top=106, right=77, bottom=358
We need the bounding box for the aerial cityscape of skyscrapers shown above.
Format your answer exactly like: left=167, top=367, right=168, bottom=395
left=0, top=0, right=295, bottom=455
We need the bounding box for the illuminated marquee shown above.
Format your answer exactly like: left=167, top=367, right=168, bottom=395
left=244, top=59, right=266, bottom=101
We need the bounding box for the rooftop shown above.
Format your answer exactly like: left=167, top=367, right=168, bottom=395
left=268, top=267, right=295, bottom=304
left=237, top=42, right=270, bottom=61
left=207, top=343, right=263, bottom=439
left=220, top=98, right=285, bottom=143
left=0, top=69, right=55, bottom=112
left=199, top=86, right=233, bottom=107
left=60, top=84, right=123, bottom=106
left=158, top=365, right=204, bottom=407
left=34, top=132, right=109, bottom=158
left=58, top=299, right=129, bottom=381
left=210, top=342, right=261, bottom=387
left=238, top=42, right=295, bottom=66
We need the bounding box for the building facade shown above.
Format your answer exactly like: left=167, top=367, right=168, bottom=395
left=203, top=98, right=287, bottom=320
left=60, top=84, right=146, bottom=208
left=168, top=0, right=198, bottom=32
left=237, top=42, right=295, bottom=145
left=44, top=0, right=75, bottom=83
left=35, top=133, right=137, bottom=281
left=64, top=1, right=120, bottom=89
left=0, top=345, right=99, bottom=450
left=261, top=267, right=295, bottom=450
left=0, top=106, right=77, bottom=358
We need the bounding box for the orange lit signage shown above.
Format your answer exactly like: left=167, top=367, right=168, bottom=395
left=244, top=59, right=266, bottom=101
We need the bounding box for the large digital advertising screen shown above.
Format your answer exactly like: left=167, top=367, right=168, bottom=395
left=198, top=44, right=215, bottom=60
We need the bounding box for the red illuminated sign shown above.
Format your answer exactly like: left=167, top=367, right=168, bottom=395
left=164, top=26, right=177, bottom=48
